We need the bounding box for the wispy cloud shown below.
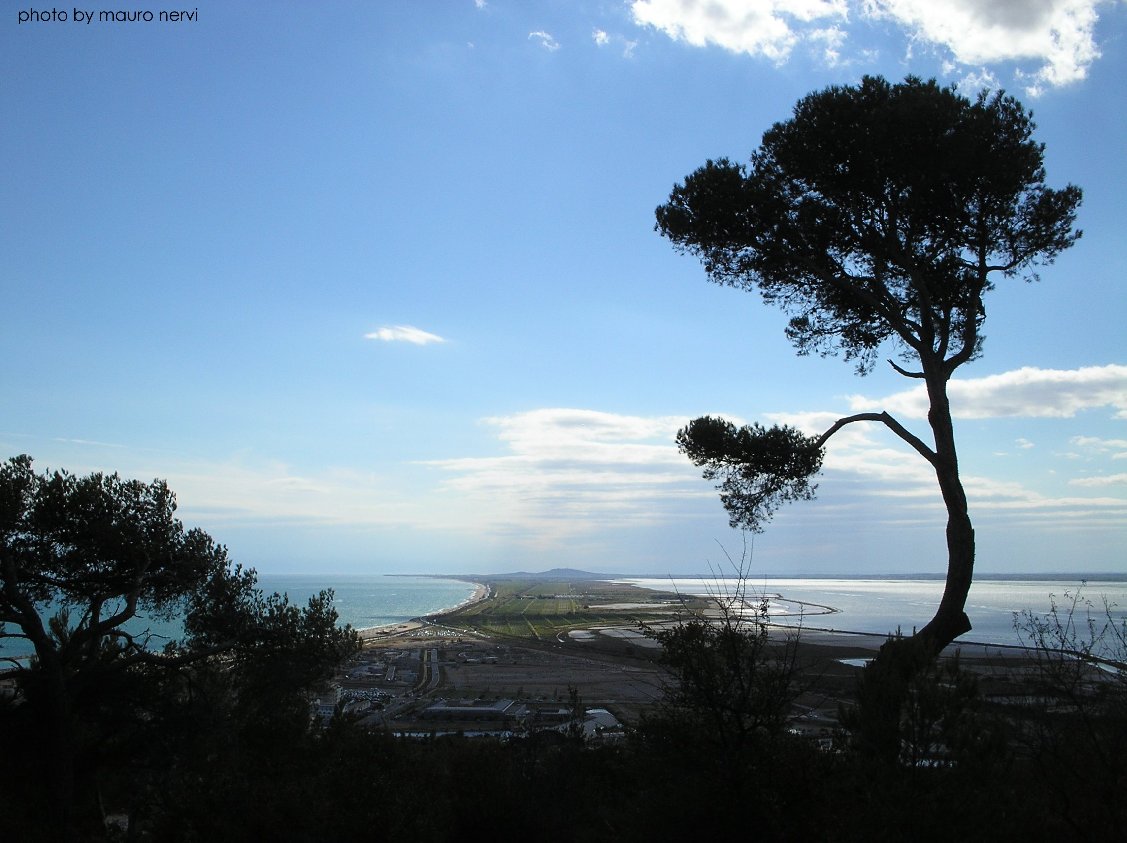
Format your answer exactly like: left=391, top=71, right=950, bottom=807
left=13, top=446, right=439, bottom=531
left=166, top=461, right=423, bottom=526
left=52, top=436, right=127, bottom=449
left=425, top=408, right=708, bottom=545
left=808, top=25, right=847, bottom=66
left=1069, top=473, right=1127, bottom=488
left=848, top=365, right=1127, bottom=420
left=364, top=325, right=447, bottom=345
left=954, top=67, right=1002, bottom=94
left=592, top=27, right=638, bottom=57
left=529, top=30, right=560, bottom=51
left=1072, top=435, right=1127, bottom=459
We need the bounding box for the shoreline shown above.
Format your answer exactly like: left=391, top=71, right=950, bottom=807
left=356, top=580, right=487, bottom=642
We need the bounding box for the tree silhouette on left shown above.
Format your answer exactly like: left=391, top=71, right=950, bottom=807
left=0, top=454, right=358, bottom=839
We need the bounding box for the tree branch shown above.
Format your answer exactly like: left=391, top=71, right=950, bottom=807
left=70, top=553, right=153, bottom=653
left=1, top=555, right=55, bottom=662
left=887, top=359, right=925, bottom=379
left=118, top=641, right=237, bottom=669
left=796, top=255, right=926, bottom=354
left=944, top=284, right=986, bottom=375
left=814, top=411, right=937, bottom=465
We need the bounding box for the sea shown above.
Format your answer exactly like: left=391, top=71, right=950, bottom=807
left=261, top=574, right=481, bottom=631
left=3, top=574, right=1124, bottom=660
left=0, top=575, right=479, bottom=662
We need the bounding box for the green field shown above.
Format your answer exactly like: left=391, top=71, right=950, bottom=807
left=441, top=578, right=704, bottom=639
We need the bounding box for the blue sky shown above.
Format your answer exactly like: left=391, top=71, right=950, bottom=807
left=3, top=1, right=1125, bottom=576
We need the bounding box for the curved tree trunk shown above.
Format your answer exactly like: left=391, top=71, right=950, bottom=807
left=815, top=376, right=977, bottom=659
left=849, top=370, right=978, bottom=760
left=915, top=372, right=975, bottom=657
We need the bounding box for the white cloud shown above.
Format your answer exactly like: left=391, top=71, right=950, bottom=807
left=593, top=28, right=610, bottom=46
left=849, top=365, right=1127, bottom=420
left=1016, top=438, right=1035, bottom=450
left=631, top=0, right=848, bottom=63
left=630, top=0, right=1112, bottom=91
left=1069, top=473, right=1127, bottom=488
left=863, top=0, right=1106, bottom=93
left=364, top=325, right=447, bottom=345
left=529, top=30, right=561, bottom=51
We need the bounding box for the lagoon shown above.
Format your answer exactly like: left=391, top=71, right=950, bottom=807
left=625, top=576, right=1127, bottom=648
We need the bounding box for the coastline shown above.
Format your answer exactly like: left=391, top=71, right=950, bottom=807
left=356, top=580, right=487, bottom=642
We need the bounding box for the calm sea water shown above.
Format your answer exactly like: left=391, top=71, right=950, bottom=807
left=0, top=575, right=478, bottom=661
left=626, top=577, right=1127, bottom=648
left=259, top=574, right=479, bottom=631
left=4, top=575, right=1124, bottom=659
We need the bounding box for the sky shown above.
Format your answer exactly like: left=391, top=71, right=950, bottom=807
left=2, top=0, right=1125, bottom=577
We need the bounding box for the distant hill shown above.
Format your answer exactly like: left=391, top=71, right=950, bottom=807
left=439, top=568, right=621, bottom=581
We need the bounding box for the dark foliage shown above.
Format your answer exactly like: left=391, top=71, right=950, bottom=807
left=676, top=416, right=823, bottom=531
left=656, top=75, right=1081, bottom=374
left=0, top=455, right=359, bottom=840
left=1011, top=591, right=1127, bottom=836
left=4, top=580, right=1124, bottom=840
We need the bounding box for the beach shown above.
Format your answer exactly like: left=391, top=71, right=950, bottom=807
left=356, top=580, right=488, bottom=642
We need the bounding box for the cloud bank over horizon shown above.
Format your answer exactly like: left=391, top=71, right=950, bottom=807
left=166, top=364, right=1127, bottom=547
left=7, top=356, right=1124, bottom=572
left=848, top=365, right=1127, bottom=420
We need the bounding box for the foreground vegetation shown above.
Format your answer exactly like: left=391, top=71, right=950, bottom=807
left=6, top=580, right=1123, bottom=840
left=4, top=458, right=1123, bottom=840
